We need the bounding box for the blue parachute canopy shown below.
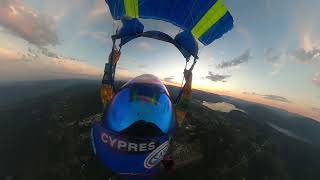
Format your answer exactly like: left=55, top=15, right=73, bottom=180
left=117, top=17, right=144, bottom=37
left=106, top=0, right=234, bottom=45
left=175, top=31, right=199, bottom=60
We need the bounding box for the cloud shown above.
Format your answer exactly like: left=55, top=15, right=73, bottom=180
left=22, top=46, right=75, bottom=61
left=264, top=48, right=287, bottom=75
left=312, top=73, right=320, bottom=87
left=264, top=46, right=319, bottom=75
left=18, top=47, right=38, bottom=62
left=136, top=41, right=153, bottom=51
left=217, top=49, right=251, bottom=68
left=138, top=64, right=148, bottom=69
left=262, top=94, right=291, bottom=103
left=38, top=47, right=60, bottom=59
left=0, top=48, right=19, bottom=61
left=117, top=66, right=128, bottom=71
left=0, top=47, right=101, bottom=81
left=290, top=47, right=320, bottom=63
left=163, top=76, right=175, bottom=83
left=312, top=107, right=320, bottom=113
left=264, top=48, right=282, bottom=63
left=290, top=27, right=320, bottom=64
left=235, top=26, right=253, bottom=47
left=78, top=31, right=109, bottom=43
left=311, top=107, right=320, bottom=120
left=242, top=91, right=291, bottom=103
left=50, top=58, right=101, bottom=77
left=302, top=33, right=317, bottom=52
left=0, top=0, right=60, bottom=47
left=88, top=1, right=110, bottom=20
left=242, top=91, right=257, bottom=96
left=205, top=72, right=231, bottom=82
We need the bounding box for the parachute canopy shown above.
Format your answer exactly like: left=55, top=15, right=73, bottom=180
left=106, top=0, right=233, bottom=57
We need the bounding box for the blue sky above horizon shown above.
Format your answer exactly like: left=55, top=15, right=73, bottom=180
left=0, top=0, right=319, bottom=120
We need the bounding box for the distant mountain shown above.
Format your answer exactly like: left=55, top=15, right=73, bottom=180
left=220, top=95, right=320, bottom=146
left=166, top=85, right=223, bottom=103
left=0, top=79, right=99, bottom=107
left=1, top=80, right=318, bottom=146
left=166, top=84, right=320, bottom=146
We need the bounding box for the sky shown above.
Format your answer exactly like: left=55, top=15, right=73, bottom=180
left=0, top=0, right=319, bottom=121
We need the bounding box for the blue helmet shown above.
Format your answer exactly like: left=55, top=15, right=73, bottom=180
left=91, top=74, right=175, bottom=175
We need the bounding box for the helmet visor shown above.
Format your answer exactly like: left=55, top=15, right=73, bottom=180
left=104, top=83, right=175, bottom=134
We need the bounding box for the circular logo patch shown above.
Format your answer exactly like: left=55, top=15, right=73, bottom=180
left=144, top=141, right=169, bottom=169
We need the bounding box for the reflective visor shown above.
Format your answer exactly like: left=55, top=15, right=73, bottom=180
left=104, top=82, right=175, bottom=134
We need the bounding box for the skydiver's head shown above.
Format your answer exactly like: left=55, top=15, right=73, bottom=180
left=91, top=74, right=175, bottom=175
left=105, top=74, right=175, bottom=136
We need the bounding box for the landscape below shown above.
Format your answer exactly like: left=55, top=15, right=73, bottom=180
left=0, top=79, right=319, bottom=180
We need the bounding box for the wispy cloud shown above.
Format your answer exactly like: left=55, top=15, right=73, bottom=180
left=136, top=41, right=153, bottom=51
left=264, top=48, right=287, bottom=75
left=163, top=76, right=175, bottom=83
left=264, top=46, right=319, bottom=75
left=78, top=31, right=109, bottom=43
left=311, top=107, right=320, bottom=120
left=0, top=47, right=101, bottom=81
left=262, top=94, right=291, bottom=103
left=0, top=0, right=60, bottom=47
left=288, top=31, right=320, bottom=64
left=21, top=46, right=85, bottom=62
left=243, top=91, right=291, bottom=103
left=312, top=73, right=320, bottom=87
left=312, top=107, right=320, bottom=113
left=117, top=66, right=128, bottom=71
left=38, top=47, right=60, bottom=59
left=235, top=26, right=253, bottom=47
left=0, top=47, right=19, bottom=61
left=264, top=48, right=282, bottom=63
left=242, top=91, right=257, bottom=96
left=138, top=64, right=148, bottom=69
left=205, top=72, right=231, bottom=82
left=290, top=47, right=320, bottom=64
left=88, top=1, right=110, bottom=20
left=217, top=49, right=251, bottom=69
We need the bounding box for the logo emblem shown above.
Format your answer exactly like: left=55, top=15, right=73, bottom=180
left=144, top=141, right=169, bottom=169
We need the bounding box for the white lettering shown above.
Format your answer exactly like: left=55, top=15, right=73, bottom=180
left=118, top=140, right=127, bottom=150
left=148, top=142, right=156, bottom=151
left=108, top=136, right=117, bottom=147
left=128, top=142, right=138, bottom=152
left=100, top=132, right=158, bottom=153
left=139, top=143, right=147, bottom=152
left=101, top=133, right=109, bottom=144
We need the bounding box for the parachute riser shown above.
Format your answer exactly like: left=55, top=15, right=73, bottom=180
left=110, top=29, right=198, bottom=105
left=174, top=57, right=197, bottom=105
left=102, top=39, right=121, bottom=88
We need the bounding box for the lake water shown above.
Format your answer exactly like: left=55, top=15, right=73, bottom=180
left=202, top=101, right=246, bottom=113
